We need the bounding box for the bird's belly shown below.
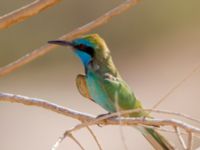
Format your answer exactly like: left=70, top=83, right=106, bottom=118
left=86, top=72, right=116, bottom=112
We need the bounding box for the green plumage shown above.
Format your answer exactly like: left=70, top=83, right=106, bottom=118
left=48, top=34, right=174, bottom=150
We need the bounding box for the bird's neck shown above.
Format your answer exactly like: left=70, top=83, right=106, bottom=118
left=75, top=50, right=92, bottom=67
left=86, top=56, right=120, bottom=78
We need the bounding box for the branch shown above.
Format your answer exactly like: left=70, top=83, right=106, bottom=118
left=174, top=127, right=187, bottom=150
left=0, top=0, right=140, bottom=77
left=187, top=132, right=193, bottom=150
left=0, top=0, right=61, bottom=30
left=150, top=63, right=200, bottom=113
left=1, top=92, right=200, bottom=149
left=67, top=134, right=85, bottom=150
left=0, top=92, right=93, bottom=121
left=1, top=92, right=200, bottom=134
left=85, top=126, right=103, bottom=150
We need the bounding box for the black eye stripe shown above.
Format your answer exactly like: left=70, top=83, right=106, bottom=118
left=78, top=44, right=85, bottom=50
left=75, top=44, right=94, bottom=57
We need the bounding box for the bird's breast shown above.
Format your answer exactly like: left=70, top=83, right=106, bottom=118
left=86, top=70, right=116, bottom=112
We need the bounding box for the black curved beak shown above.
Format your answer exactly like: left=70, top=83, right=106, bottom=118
left=48, top=40, right=73, bottom=47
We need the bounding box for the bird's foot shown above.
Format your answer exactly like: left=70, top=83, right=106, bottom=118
left=96, top=112, right=116, bottom=127
left=96, top=112, right=112, bottom=119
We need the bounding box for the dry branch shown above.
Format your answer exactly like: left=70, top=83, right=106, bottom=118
left=0, top=92, right=200, bottom=135
left=1, top=92, right=200, bottom=149
left=174, top=127, right=187, bottom=149
left=85, top=126, right=103, bottom=150
left=0, top=0, right=140, bottom=77
left=150, top=63, right=200, bottom=113
left=0, top=92, right=93, bottom=121
left=0, top=0, right=61, bottom=30
left=187, top=132, right=193, bottom=150
left=68, top=134, right=85, bottom=150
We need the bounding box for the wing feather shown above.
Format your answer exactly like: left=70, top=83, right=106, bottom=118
left=76, top=74, right=94, bottom=102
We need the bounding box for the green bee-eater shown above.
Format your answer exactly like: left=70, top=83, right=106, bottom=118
left=48, top=34, right=174, bottom=150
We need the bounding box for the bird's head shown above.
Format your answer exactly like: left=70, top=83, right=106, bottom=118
left=48, top=34, right=110, bottom=67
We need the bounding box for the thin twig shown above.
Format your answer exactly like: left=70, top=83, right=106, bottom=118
left=91, top=107, right=200, bottom=125
left=118, top=125, right=129, bottom=150
left=52, top=130, right=86, bottom=150
left=57, top=118, right=189, bottom=150
left=68, top=133, right=85, bottom=150
left=115, top=91, right=129, bottom=150
left=174, top=127, right=187, bottom=150
left=187, top=132, right=193, bottom=150
left=141, top=124, right=178, bottom=134
left=144, top=109, right=200, bottom=124
left=53, top=123, right=86, bottom=149
left=135, top=124, right=200, bottom=139
left=0, top=0, right=61, bottom=30
left=51, top=137, right=62, bottom=150
left=0, top=0, right=140, bottom=77
left=85, top=126, right=103, bottom=150
left=150, top=63, right=200, bottom=113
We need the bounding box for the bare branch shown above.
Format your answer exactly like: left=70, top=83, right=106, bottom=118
left=2, top=92, right=200, bottom=149
left=51, top=138, right=62, bottom=150
left=150, top=63, right=200, bottom=113
left=53, top=132, right=85, bottom=150
left=52, top=133, right=64, bottom=150
left=1, top=92, right=200, bottom=135
left=68, top=133, right=86, bottom=150
left=118, top=125, right=129, bottom=150
left=115, top=91, right=129, bottom=150
left=174, top=127, right=187, bottom=150
left=0, top=0, right=140, bottom=77
left=1, top=93, right=199, bottom=125
left=0, top=92, right=94, bottom=121
left=85, top=126, right=103, bottom=150
left=0, top=0, right=61, bottom=30
left=187, top=132, right=193, bottom=150
left=53, top=123, right=85, bottom=149
left=144, top=109, right=200, bottom=124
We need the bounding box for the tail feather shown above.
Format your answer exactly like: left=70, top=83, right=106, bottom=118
left=137, top=127, right=174, bottom=150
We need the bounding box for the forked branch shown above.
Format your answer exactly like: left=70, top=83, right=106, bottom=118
left=0, top=92, right=200, bottom=134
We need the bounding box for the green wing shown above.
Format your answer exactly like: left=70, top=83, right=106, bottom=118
left=103, top=74, right=173, bottom=149
left=103, top=73, right=146, bottom=117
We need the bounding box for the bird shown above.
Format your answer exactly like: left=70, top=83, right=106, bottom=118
left=48, top=34, right=174, bottom=150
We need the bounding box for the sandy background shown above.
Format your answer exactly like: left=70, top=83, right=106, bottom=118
left=0, top=0, right=200, bottom=149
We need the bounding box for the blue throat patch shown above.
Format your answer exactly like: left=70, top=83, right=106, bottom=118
left=75, top=50, right=92, bottom=67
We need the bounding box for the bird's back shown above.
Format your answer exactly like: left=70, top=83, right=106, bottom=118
left=85, top=50, right=143, bottom=114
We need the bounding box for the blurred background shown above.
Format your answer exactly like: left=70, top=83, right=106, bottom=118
left=0, top=0, right=200, bottom=149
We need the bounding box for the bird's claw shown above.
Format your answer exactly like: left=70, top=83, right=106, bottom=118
left=96, top=112, right=112, bottom=118
left=96, top=112, right=117, bottom=127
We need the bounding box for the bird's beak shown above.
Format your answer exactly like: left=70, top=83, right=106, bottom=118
left=48, top=40, right=73, bottom=47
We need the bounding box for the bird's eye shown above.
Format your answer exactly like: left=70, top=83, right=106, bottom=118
left=75, top=44, right=94, bottom=57
left=78, top=44, right=86, bottom=50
